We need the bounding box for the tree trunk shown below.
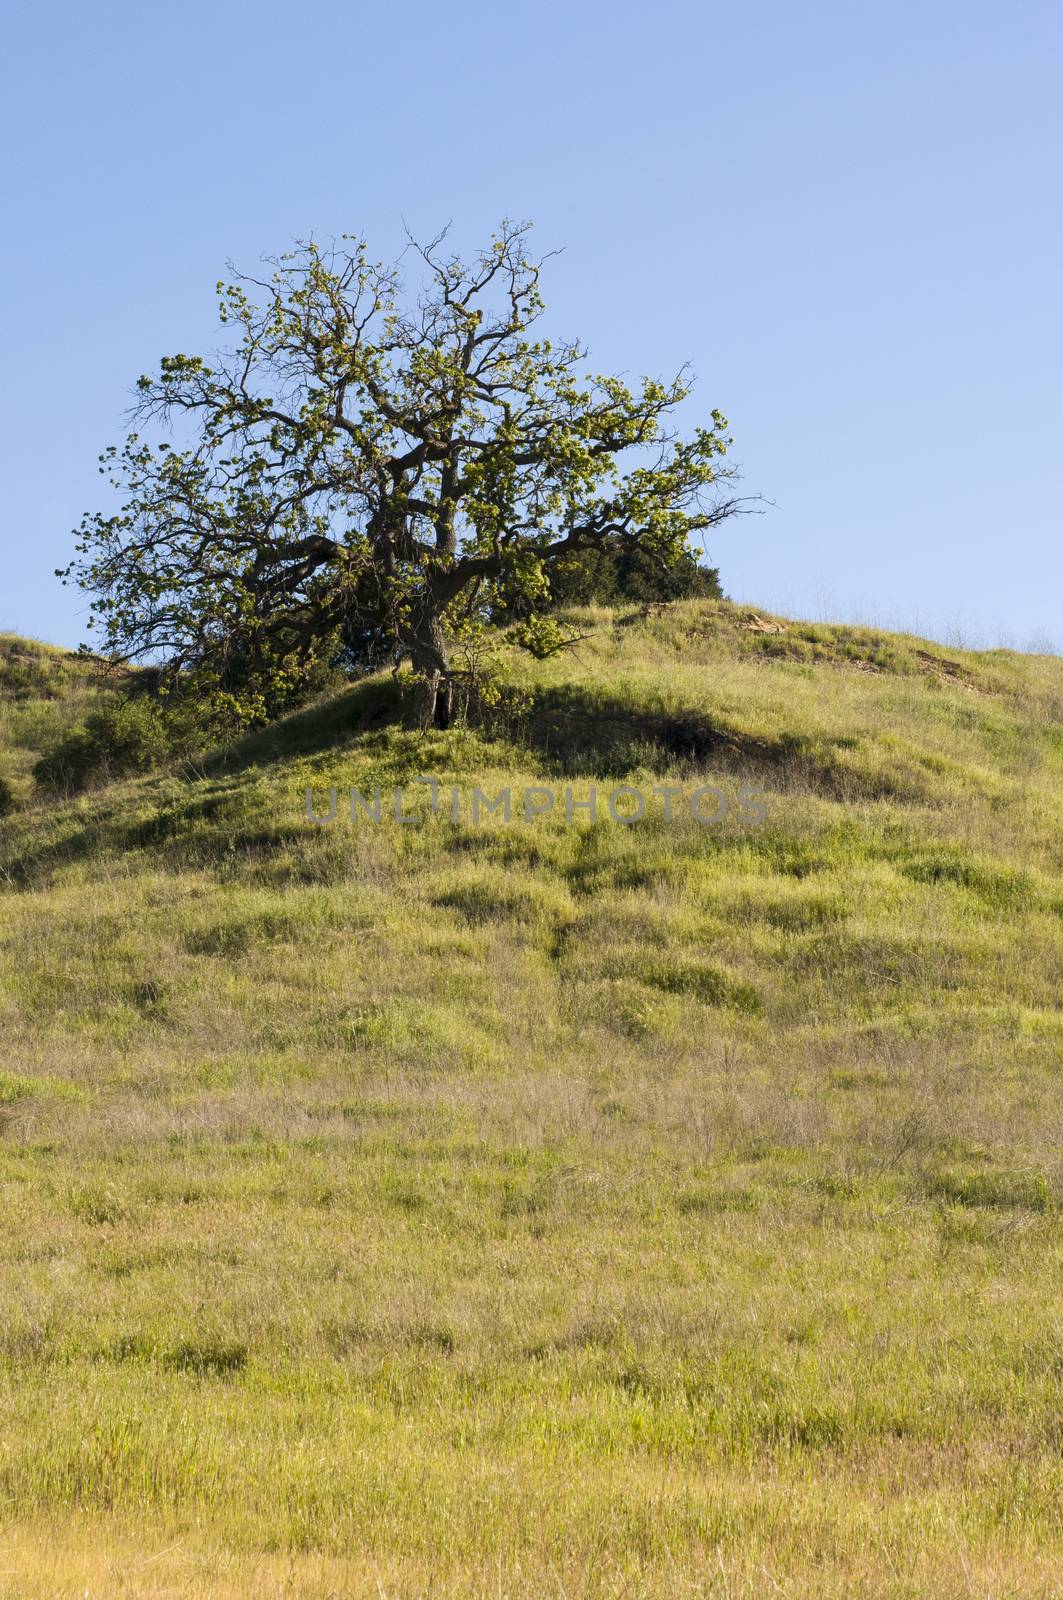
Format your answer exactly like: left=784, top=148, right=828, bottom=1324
left=403, top=608, right=453, bottom=731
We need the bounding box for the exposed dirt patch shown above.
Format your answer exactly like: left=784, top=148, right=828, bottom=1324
left=911, top=648, right=982, bottom=692
left=843, top=652, right=990, bottom=694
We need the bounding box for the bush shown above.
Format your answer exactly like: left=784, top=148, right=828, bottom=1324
left=33, top=697, right=175, bottom=795
left=490, top=547, right=723, bottom=621
left=0, top=775, right=14, bottom=817
left=553, top=546, right=723, bottom=607
left=32, top=646, right=355, bottom=797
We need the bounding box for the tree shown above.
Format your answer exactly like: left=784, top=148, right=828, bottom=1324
left=65, top=222, right=748, bottom=729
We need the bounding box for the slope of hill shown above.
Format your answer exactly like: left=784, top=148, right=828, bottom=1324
left=0, top=634, right=124, bottom=799
left=1, top=601, right=1062, bottom=1598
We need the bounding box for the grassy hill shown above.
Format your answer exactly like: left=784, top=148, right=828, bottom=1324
left=1, top=600, right=1062, bottom=1598
left=0, top=635, right=120, bottom=794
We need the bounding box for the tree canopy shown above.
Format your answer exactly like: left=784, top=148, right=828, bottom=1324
left=65, top=221, right=747, bottom=727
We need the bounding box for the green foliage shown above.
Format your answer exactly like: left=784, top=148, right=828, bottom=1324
left=33, top=697, right=175, bottom=794
left=30, top=646, right=345, bottom=796
left=507, top=614, right=579, bottom=661
left=547, top=545, right=723, bottom=608
left=0, top=775, right=14, bottom=817
left=193, top=633, right=347, bottom=730
left=63, top=222, right=744, bottom=727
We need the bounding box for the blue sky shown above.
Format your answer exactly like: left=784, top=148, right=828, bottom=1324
left=2, top=0, right=1060, bottom=651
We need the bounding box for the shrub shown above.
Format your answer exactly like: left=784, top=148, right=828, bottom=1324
left=0, top=775, right=13, bottom=817
left=548, top=546, right=723, bottom=608
left=487, top=547, right=723, bottom=624
left=33, top=697, right=174, bottom=794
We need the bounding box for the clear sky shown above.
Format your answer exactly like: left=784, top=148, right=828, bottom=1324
left=2, top=0, right=1060, bottom=651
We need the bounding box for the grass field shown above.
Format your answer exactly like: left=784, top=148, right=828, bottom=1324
left=1, top=602, right=1062, bottom=1597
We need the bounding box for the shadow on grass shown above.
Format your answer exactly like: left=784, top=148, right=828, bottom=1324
left=200, top=675, right=402, bottom=775
left=0, top=680, right=399, bottom=886
left=0, top=674, right=934, bottom=890
left=515, top=684, right=924, bottom=801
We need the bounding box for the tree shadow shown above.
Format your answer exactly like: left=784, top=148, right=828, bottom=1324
left=198, top=676, right=402, bottom=776
left=514, top=684, right=925, bottom=802
left=517, top=684, right=757, bottom=778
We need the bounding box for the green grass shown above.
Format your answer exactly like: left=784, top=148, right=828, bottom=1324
left=0, top=599, right=1062, bottom=1596
left=0, top=634, right=125, bottom=805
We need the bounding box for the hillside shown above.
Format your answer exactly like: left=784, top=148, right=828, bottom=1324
left=1, top=600, right=1062, bottom=1598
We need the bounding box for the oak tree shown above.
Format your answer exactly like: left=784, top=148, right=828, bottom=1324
left=66, top=222, right=746, bottom=728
